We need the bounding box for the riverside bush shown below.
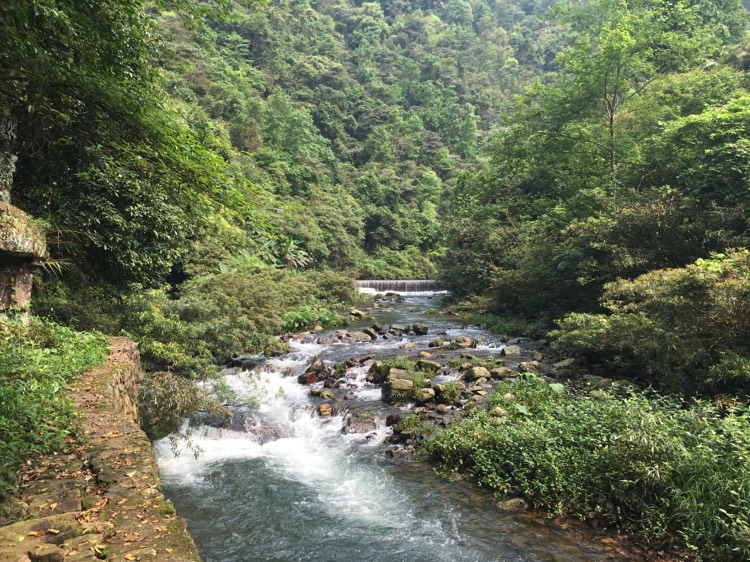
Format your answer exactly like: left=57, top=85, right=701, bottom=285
left=45, top=268, right=357, bottom=378
left=0, top=318, right=107, bottom=498
left=553, top=250, right=750, bottom=394
left=422, top=379, right=750, bottom=559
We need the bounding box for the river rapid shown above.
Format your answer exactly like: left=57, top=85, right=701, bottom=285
left=154, top=288, right=635, bottom=562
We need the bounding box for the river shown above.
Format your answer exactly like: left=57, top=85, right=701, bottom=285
left=154, top=288, right=635, bottom=561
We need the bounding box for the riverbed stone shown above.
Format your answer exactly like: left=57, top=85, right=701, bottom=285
left=418, top=351, right=433, bottom=359
left=363, top=328, right=378, bottom=340
left=348, top=331, right=373, bottom=343
left=297, top=372, right=318, bottom=385
left=390, top=378, right=414, bottom=391
left=553, top=358, right=576, bottom=369
left=319, top=390, right=335, bottom=400
left=323, top=376, right=340, bottom=389
left=318, top=404, right=333, bottom=416
left=349, top=308, right=366, bottom=318
left=344, top=413, right=378, bottom=434
left=465, top=366, right=490, bottom=381
left=489, top=367, right=510, bottom=380
left=501, top=345, right=521, bottom=356
left=498, top=498, right=528, bottom=511
left=415, top=388, right=436, bottom=403
left=389, top=324, right=407, bottom=335
left=519, top=361, right=540, bottom=373
left=454, top=336, right=475, bottom=349
left=428, top=337, right=445, bottom=347
left=412, top=323, right=429, bottom=335
left=416, top=359, right=441, bottom=373
left=385, top=413, right=400, bottom=426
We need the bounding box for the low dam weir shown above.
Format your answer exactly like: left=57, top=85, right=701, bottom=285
left=356, top=279, right=446, bottom=293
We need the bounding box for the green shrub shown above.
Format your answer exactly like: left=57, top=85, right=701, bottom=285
left=138, top=371, right=230, bottom=441
left=116, top=269, right=356, bottom=377
left=37, top=268, right=357, bottom=379
left=422, top=379, right=750, bottom=559
left=553, top=250, right=750, bottom=394
left=281, top=298, right=346, bottom=332
left=0, top=318, right=108, bottom=499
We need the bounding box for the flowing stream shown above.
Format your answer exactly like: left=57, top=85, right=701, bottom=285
left=155, top=288, right=634, bottom=562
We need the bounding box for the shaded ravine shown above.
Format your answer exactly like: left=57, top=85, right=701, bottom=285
left=154, top=291, right=636, bottom=562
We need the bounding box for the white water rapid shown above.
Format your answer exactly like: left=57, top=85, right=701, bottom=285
left=154, top=291, right=637, bottom=562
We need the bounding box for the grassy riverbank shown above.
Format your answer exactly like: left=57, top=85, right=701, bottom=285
left=0, top=318, right=108, bottom=499
left=422, top=377, right=750, bottom=560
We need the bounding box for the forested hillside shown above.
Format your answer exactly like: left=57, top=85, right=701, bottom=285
left=443, top=0, right=750, bottom=394
left=4, top=0, right=750, bottom=557
left=3, top=0, right=576, bottom=375
left=0, top=0, right=565, bottom=421
left=155, top=0, right=567, bottom=277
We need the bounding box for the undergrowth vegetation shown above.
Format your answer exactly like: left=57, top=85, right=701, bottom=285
left=37, top=268, right=357, bottom=378
left=423, top=379, right=750, bottom=559
left=0, top=318, right=107, bottom=499
left=553, top=250, right=750, bottom=395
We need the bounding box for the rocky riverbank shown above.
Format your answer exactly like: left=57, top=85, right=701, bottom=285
left=0, top=338, right=199, bottom=562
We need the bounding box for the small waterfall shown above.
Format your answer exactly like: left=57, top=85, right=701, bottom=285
left=356, top=279, right=446, bottom=293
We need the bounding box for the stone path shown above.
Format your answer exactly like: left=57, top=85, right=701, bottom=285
left=0, top=338, right=200, bottom=562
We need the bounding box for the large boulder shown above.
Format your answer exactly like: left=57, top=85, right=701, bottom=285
left=343, top=413, right=378, bottom=434
left=363, top=328, right=378, bottom=340
left=465, top=366, right=491, bottom=382
left=415, top=387, right=436, bottom=403
left=501, top=345, right=522, bottom=356
left=519, top=361, right=541, bottom=373
left=434, top=381, right=465, bottom=404
left=366, top=361, right=390, bottom=383
left=454, top=336, right=475, bottom=349
left=348, top=331, right=373, bottom=343
left=382, top=368, right=423, bottom=403
left=490, top=367, right=513, bottom=379
left=390, top=378, right=414, bottom=391
left=416, top=359, right=441, bottom=373
left=389, top=323, right=408, bottom=335
left=553, top=358, right=576, bottom=369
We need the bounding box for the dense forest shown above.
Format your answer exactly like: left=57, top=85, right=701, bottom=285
left=3, top=0, right=750, bottom=558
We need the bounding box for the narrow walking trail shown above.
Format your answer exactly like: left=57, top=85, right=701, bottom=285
left=0, top=338, right=198, bottom=562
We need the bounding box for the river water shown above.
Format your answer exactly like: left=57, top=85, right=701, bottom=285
left=154, top=290, right=633, bottom=562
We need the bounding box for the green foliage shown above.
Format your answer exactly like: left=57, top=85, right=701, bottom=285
left=138, top=371, right=229, bottom=441
left=440, top=380, right=462, bottom=404
left=281, top=299, right=346, bottom=332
left=443, top=0, right=750, bottom=326
left=0, top=318, right=107, bottom=499
left=553, top=250, right=750, bottom=394
left=3, top=0, right=265, bottom=288
left=423, top=379, right=750, bottom=559
left=122, top=269, right=356, bottom=376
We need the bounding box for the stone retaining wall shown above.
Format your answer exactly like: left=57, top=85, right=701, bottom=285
left=0, top=338, right=201, bottom=562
